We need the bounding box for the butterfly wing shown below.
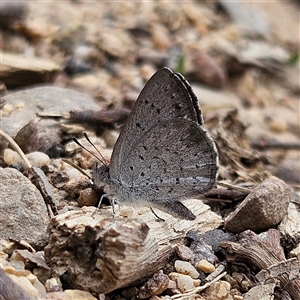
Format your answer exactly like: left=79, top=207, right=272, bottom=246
left=121, top=119, right=218, bottom=197
left=110, top=67, right=204, bottom=180
left=116, top=118, right=218, bottom=220
left=108, top=67, right=218, bottom=219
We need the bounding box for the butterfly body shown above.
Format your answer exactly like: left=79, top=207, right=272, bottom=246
left=92, top=67, right=218, bottom=220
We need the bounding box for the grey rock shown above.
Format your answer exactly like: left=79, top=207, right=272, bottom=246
left=0, top=167, right=49, bottom=249
left=1, top=86, right=100, bottom=137
left=224, top=176, right=292, bottom=233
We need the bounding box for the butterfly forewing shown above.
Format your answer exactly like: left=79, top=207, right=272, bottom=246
left=110, top=68, right=203, bottom=180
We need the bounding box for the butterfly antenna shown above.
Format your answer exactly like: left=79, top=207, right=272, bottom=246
left=83, top=133, right=108, bottom=166
left=73, top=134, right=107, bottom=166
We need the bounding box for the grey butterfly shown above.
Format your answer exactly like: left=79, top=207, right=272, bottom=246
left=91, top=67, right=218, bottom=220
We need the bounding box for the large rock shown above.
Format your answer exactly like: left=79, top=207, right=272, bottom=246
left=224, top=176, right=292, bottom=233
left=0, top=167, right=49, bottom=249
left=1, top=86, right=100, bottom=137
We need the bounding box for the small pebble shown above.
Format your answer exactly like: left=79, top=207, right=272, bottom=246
left=176, top=245, right=194, bottom=261
left=45, top=277, right=63, bottom=292
left=165, top=279, right=181, bottom=295
left=233, top=296, right=243, bottom=300
left=174, top=260, right=199, bottom=279
left=15, top=102, right=25, bottom=109
left=3, top=103, right=14, bottom=115
left=168, top=272, right=181, bottom=281
left=26, top=151, right=50, bottom=168
left=268, top=119, right=287, bottom=133
left=204, top=281, right=231, bottom=300
left=66, top=168, right=84, bottom=180
left=196, top=259, right=215, bottom=273
left=193, top=279, right=201, bottom=287
left=167, top=279, right=177, bottom=290
left=231, top=272, right=243, bottom=284
left=3, top=149, right=50, bottom=168
left=8, top=260, right=25, bottom=271
left=0, top=240, right=16, bottom=254
left=3, top=148, right=22, bottom=165
left=176, top=274, right=195, bottom=292
left=77, top=188, right=99, bottom=207
left=137, top=271, right=169, bottom=299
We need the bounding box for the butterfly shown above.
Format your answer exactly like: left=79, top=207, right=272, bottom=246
left=86, top=67, right=218, bottom=220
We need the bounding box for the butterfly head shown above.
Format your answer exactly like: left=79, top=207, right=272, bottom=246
left=91, top=163, right=111, bottom=192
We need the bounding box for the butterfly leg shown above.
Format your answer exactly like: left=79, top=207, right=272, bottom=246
left=151, top=199, right=196, bottom=220
left=109, top=197, right=117, bottom=215
left=91, top=193, right=114, bottom=217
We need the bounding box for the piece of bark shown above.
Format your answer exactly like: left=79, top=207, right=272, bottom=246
left=14, top=250, right=50, bottom=270
left=0, top=52, right=60, bottom=88
left=219, top=229, right=300, bottom=300
left=69, top=109, right=130, bottom=135
left=243, top=283, right=276, bottom=300
left=44, top=201, right=223, bottom=294
left=30, top=167, right=58, bottom=216
left=279, top=202, right=300, bottom=248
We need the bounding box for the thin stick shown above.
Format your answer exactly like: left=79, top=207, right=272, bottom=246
left=170, top=271, right=227, bottom=299
left=217, top=181, right=251, bottom=193
left=62, top=158, right=92, bottom=179
left=0, top=129, right=32, bottom=168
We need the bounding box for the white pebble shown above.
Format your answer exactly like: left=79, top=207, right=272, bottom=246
left=176, top=274, right=195, bottom=292
left=4, top=149, right=50, bottom=168
left=174, top=260, right=199, bottom=279
left=3, top=103, right=14, bottom=115
left=15, top=102, right=25, bottom=109
left=3, top=149, right=22, bottom=165
left=66, top=168, right=84, bottom=179
left=26, top=152, right=50, bottom=168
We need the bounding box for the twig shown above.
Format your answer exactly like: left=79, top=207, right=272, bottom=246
left=217, top=181, right=251, bottom=194
left=170, top=271, right=227, bottom=299
left=0, top=129, right=32, bottom=168
left=251, top=140, right=300, bottom=150
left=62, top=158, right=92, bottom=179
left=0, top=129, right=57, bottom=217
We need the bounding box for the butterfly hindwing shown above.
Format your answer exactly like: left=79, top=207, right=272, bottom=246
left=118, top=119, right=218, bottom=200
